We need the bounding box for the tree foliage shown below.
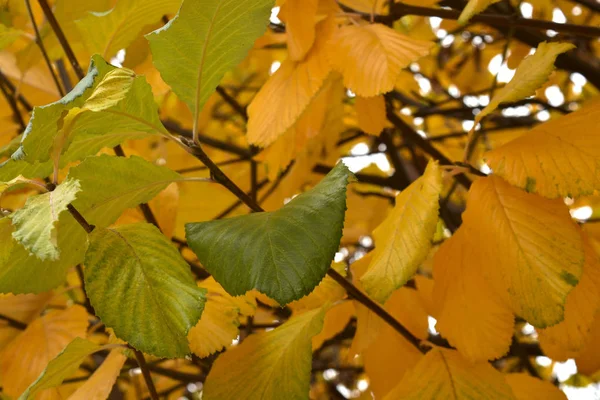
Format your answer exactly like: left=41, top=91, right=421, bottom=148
left=0, top=0, right=598, bottom=399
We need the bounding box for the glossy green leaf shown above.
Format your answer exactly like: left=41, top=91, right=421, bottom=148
left=0, top=55, right=165, bottom=181
left=146, top=0, right=273, bottom=130
left=76, top=0, right=182, bottom=58
left=84, top=223, right=206, bottom=357
left=0, top=155, right=182, bottom=294
left=186, top=162, right=354, bottom=305
left=19, top=338, right=116, bottom=400
left=204, top=306, right=326, bottom=400
left=10, top=179, right=80, bottom=261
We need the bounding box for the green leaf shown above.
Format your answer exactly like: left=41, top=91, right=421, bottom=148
left=0, top=155, right=182, bottom=294
left=10, top=179, right=80, bottom=261
left=19, top=338, right=116, bottom=400
left=0, top=218, right=14, bottom=267
left=186, top=162, right=354, bottom=305
left=76, top=0, right=183, bottom=58
left=204, top=306, right=326, bottom=400
left=0, top=55, right=165, bottom=181
left=84, top=223, right=206, bottom=357
left=146, top=0, right=273, bottom=130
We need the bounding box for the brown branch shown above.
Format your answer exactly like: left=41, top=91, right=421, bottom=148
left=0, top=71, right=26, bottom=131
left=37, top=0, right=85, bottom=80
left=0, top=313, right=28, bottom=330
left=216, top=86, right=248, bottom=121
left=25, top=0, right=65, bottom=97
left=132, top=348, right=160, bottom=400
left=384, top=3, right=600, bottom=37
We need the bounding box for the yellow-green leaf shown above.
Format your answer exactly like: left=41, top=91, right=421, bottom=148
left=10, top=179, right=80, bottom=261
left=147, top=0, right=273, bottom=136
left=462, top=175, right=584, bottom=327
left=19, top=338, right=119, bottom=400
left=474, top=42, right=574, bottom=127
left=361, top=161, right=442, bottom=303
left=203, top=306, right=326, bottom=400
left=84, top=223, right=206, bottom=358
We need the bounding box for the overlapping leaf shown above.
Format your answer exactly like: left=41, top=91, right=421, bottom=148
left=76, top=0, right=183, bottom=58
left=247, top=16, right=335, bottom=147
left=68, top=349, right=126, bottom=400
left=0, top=155, right=183, bottom=294
left=186, top=162, right=354, bottom=305
left=0, top=55, right=165, bottom=181
left=361, top=161, right=442, bottom=303
left=19, top=338, right=118, bottom=400
left=505, top=373, right=567, bottom=400
left=485, top=98, right=600, bottom=198
left=384, top=348, right=516, bottom=399
left=0, top=306, right=88, bottom=399
left=355, top=95, right=386, bottom=136
left=10, top=179, right=80, bottom=261
left=328, top=23, right=432, bottom=96
left=462, top=175, right=584, bottom=327
left=203, top=306, right=326, bottom=400
left=84, top=223, right=206, bottom=357
left=433, top=227, right=514, bottom=362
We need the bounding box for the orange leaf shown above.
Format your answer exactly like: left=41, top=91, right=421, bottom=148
left=505, top=373, right=566, bottom=400
left=0, top=305, right=88, bottom=399
left=355, top=95, right=386, bottom=135
left=462, top=175, right=584, bottom=328
left=329, top=23, right=432, bottom=97
left=538, top=231, right=600, bottom=360
left=433, top=227, right=514, bottom=362
left=247, top=16, right=335, bottom=147
left=279, top=0, right=318, bottom=61
left=68, top=349, right=127, bottom=400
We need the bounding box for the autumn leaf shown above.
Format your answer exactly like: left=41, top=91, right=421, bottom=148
left=384, top=348, right=516, bottom=399
left=355, top=95, right=387, bottom=136
left=203, top=306, right=327, bottom=400
left=328, top=23, right=432, bottom=97
left=68, top=349, right=126, bottom=400
left=433, top=227, right=514, bottom=362
left=505, top=373, right=567, bottom=400
left=0, top=306, right=88, bottom=399
left=485, top=98, right=600, bottom=198
left=462, top=175, right=584, bottom=327
left=279, top=0, right=318, bottom=61
left=361, top=161, right=442, bottom=303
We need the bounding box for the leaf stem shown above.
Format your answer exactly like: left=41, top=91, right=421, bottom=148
left=133, top=348, right=160, bottom=400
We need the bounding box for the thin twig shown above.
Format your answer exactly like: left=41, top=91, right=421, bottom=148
left=24, top=0, right=65, bottom=97
left=132, top=348, right=160, bottom=400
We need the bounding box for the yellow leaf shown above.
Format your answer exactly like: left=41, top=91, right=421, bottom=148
left=0, top=292, right=52, bottom=350
left=280, top=0, right=318, bottom=61
left=362, top=289, right=428, bottom=398
left=203, top=307, right=326, bottom=400
left=188, top=277, right=256, bottom=358
left=312, top=301, right=354, bottom=350
left=328, top=23, right=432, bottom=97
left=414, top=275, right=436, bottom=318
left=361, top=161, right=442, bottom=303
left=485, top=98, right=600, bottom=199
left=462, top=175, right=584, bottom=328
left=247, top=16, right=335, bottom=147
left=458, top=0, right=501, bottom=25
left=0, top=305, right=88, bottom=399
left=355, top=95, right=386, bottom=135
left=575, top=310, right=600, bottom=376
left=538, top=232, right=600, bottom=360
left=505, top=373, right=566, bottom=400
left=474, top=42, right=574, bottom=128
left=383, top=348, right=516, bottom=399
left=433, top=227, right=514, bottom=362
left=337, top=0, right=385, bottom=14
left=68, top=349, right=126, bottom=400
left=290, top=262, right=347, bottom=312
